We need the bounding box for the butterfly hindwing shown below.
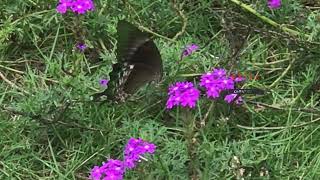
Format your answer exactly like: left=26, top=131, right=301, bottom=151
left=123, top=63, right=156, bottom=94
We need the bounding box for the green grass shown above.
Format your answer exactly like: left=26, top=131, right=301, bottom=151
left=1, top=0, right=320, bottom=179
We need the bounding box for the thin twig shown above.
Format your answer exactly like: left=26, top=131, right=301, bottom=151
left=236, top=117, right=320, bottom=130
left=0, top=71, right=29, bottom=94
left=122, top=0, right=185, bottom=42
left=1, top=59, right=43, bottom=64
left=0, top=64, right=59, bottom=83
left=269, top=57, right=296, bottom=88
left=138, top=25, right=174, bottom=42
left=200, top=102, right=214, bottom=127
left=246, top=100, right=320, bottom=115
left=1, top=106, right=103, bottom=132
left=229, top=0, right=312, bottom=40
left=61, top=52, right=76, bottom=76
left=305, top=6, right=320, bottom=10
left=0, top=64, right=25, bottom=74
left=0, top=71, right=17, bottom=88
left=171, top=0, right=187, bottom=41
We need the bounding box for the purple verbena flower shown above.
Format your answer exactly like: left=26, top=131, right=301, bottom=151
left=56, top=0, right=94, bottom=14
left=56, top=0, right=73, bottom=14
left=76, top=43, right=87, bottom=52
left=143, top=143, right=156, bottom=154
left=90, top=166, right=103, bottom=180
left=212, top=68, right=226, bottom=78
left=200, top=68, right=245, bottom=103
left=181, top=44, right=199, bottom=58
left=199, top=72, right=215, bottom=89
left=70, top=1, right=86, bottom=14
left=224, top=93, right=243, bottom=104
left=99, top=79, right=109, bottom=87
left=235, top=75, right=246, bottom=82
left=268, top=0, right=281, bottom=9
left=200, top=68, right=233, bottom=98
left=219, top=78, right=234, bottom=90
left=90, top=159, right=125, bottom=180
left=70, top=0, right=95, bottom=14
left=166, top=81, right=200, bottom=109
left=123, top=138, right=157, bottom=169
left=82, top=0, right=95, bottom=11
left=124, top=158, right=135, bottom=169
left=206, top=86, right=220, bottom=98
left=89, top=138, right=156, bottom=180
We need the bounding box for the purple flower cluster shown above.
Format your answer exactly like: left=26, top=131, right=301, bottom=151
left=200, top=68, right=232, bottom=98
left=56, top=0, right=95, bottom=14
left=124, top=138, right=156, bottom=169
left=268, top=0, right=281, bottom=9
left=166, top=81, right=200, bottom=109
left=90, top=138, right=156, bottom=180
left=182, top=44, right=199, bottom=58
left=90, top=159, right=125, bottom=180
left=199, top=68, right=244, bottom=104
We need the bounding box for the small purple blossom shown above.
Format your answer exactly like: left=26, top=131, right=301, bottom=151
left=166, top=81, right=200, bottom=109
left=235, top=75, right=246, bottom=82
left=99, top=79, right=109, bottom=87
left=181, top=44, right=199, bottom=58
left=76, top=43, right=87, bottom=52
left=220, top=78, right=234, bottom=90
left=268, top=0, right=281, bottom=9
left=206, top=86, right=220, bottom=98
left=70, top=1, right=85, bottom=14
left=212, top=68, right=226, bottom=78
left=56, top=0, right=95, bottom=14
left=224, top=93, right=243, bottom=104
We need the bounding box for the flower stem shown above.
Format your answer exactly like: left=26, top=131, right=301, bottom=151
left=182, top=109, right=198, bottom=179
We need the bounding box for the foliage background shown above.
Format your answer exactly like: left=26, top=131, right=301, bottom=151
left=1, top=0, right=320, bottom=179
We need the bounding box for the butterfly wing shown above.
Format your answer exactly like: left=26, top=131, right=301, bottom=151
left=92, top=20, right=163, bottom=101
left=122, top=40, right=163, bottom=94
left=117, top=21, right=163, bottom=95
left=97, top=20, right=148, bottom=99
left=123, top=63, right=156, bottom=94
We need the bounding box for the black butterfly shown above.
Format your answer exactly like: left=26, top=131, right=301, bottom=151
left=93, top=20, right=163, bottom=102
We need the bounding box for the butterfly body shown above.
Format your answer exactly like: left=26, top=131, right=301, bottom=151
left=93, top=20, right=163, bottom=102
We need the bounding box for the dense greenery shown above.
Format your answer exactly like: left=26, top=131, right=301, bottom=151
left=1, top=0, right=320, bottom=179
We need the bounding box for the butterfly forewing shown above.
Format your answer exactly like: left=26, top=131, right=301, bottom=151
left=116, top=20, right=150, bottom=63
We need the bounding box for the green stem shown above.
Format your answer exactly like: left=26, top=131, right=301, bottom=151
left=182, top=109, right=198, bottom=179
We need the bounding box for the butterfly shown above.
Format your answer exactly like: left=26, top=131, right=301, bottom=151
left=92, top=20, right=163, bottom=102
